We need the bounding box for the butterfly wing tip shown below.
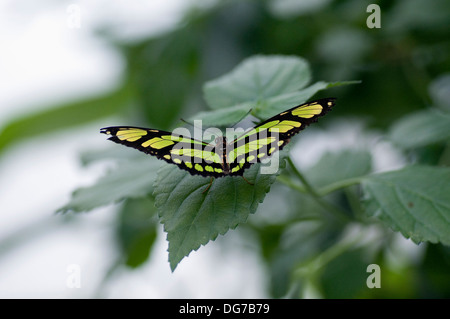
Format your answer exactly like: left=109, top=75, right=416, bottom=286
left=100, top=127, right=112, bottom=135
left=323, top=97, right=337, bottom=108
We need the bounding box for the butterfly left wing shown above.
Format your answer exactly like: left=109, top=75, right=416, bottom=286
left=100, top=126, right=225, bottom=177
left=226, top=98, right=336, bottom=175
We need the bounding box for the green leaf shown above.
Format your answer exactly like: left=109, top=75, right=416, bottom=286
left=79, top=146, right=140, bottom=166
left=258, top=81, right=361, bottom=120
left=154, top=157, right=286, bottom=271
left=0, top=85, right=131, bottom=155
left=188, top=102, right=254, bottom=127
left=59, top=157, right=160, bottom=213
left=197, top=79, right=359, bottom=127
left=361, top=165, right=450, bottom=246
left=201, top=54, right=359, bottom=125
left=204, top=55, right=311, bottom=110
left=389, top=109, right=450, bottom=149
left=117, top=197, right=158, bottom=268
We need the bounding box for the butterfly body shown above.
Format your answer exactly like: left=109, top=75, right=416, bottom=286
left=101, top=98, right=336, bottom=178
left=214, top=136, right=231, bottom=175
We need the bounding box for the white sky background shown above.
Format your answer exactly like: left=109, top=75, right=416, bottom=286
left=0, top=0, right=412, bottom=299
left=0, top=0, right=267, bottom=298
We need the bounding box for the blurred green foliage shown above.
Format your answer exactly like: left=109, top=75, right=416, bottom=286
left=1, top=0, right=450, bottom=298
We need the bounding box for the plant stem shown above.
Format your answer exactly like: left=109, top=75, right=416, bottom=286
left=277, top=174, right=364, bottom=197
left=344, top=187, right=365, bottom=222
left=276, top=175, right=306, bottom=193
left=293, top=225, right=367, bottom=280
left=317, top=176, right=363, bottom=196
left=286, top=157, right=350, bottom=223
left=287, top=157, right=321, bottom=198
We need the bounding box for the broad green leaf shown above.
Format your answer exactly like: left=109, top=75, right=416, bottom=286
left=154, top=156, right=286, bottom=271
left=253, top=81, right=360, bottom=120
left=204, top=55, right=311, bottom=110
left=306, top=149, right=372, bottom=188
left=389, top=109, right=450, bottom=149
left=361, top=165, right=450, bottom=246
left=197, top=80, right=359, bottom=127
left=201, top=54, right=359, bottom=127
left=188, top=102, right=254, bottom=127
left=79, top=146, right=139, bottom=166
left=59, top=157, right=160, bottom=213
left=117, top=197, right=158, bottom=268
left=0, top=84, right=131, bottom=155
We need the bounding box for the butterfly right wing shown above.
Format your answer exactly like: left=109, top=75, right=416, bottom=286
left=225, top=98, right=336, bottom=175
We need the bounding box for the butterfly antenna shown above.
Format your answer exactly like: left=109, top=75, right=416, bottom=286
left=179, top=118, right=206, bottom=132
left=242, top=175, right=254, bottom=186
left=202, top=177, right=214, bottom=194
